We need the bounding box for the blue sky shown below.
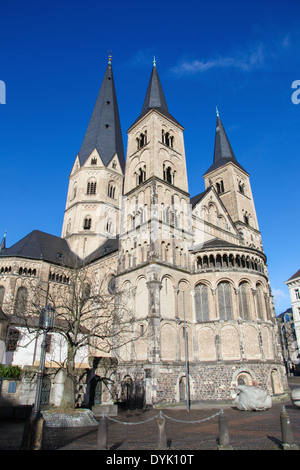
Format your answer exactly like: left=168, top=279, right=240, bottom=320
left=1, top=0, right=299, bottom=314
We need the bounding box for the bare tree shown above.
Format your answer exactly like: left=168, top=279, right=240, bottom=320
left=3, top=262, right=140, bottom=409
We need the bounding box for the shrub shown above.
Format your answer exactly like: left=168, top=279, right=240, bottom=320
left=0, top=364, right=22, bottom=379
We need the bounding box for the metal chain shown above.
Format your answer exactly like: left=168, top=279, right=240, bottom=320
left=107, top=413, right=160, bottom=425
left=106, top=410, right=221, bottom=426
left=162, top=410, right=221, bottom=424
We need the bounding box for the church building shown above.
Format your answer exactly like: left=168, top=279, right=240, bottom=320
left=0, top=56, right=287, bottom=407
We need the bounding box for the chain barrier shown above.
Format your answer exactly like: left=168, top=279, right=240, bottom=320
left=107, top=414, right=160, bottom=426
left=106, top=409, right=222, bottom=426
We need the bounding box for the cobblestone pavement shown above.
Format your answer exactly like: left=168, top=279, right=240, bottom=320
left=0, top=400, right=299, bottom=452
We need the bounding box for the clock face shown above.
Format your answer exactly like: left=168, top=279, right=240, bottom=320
left=108, top=276, right=116, bottom=294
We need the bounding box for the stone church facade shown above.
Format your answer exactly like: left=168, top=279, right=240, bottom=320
left=0, top=56, right=287, bottom=407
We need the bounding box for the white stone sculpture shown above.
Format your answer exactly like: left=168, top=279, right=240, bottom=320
left=291, top=388, right=300, bottom=408
left=234, top=385, right=272, bottom=411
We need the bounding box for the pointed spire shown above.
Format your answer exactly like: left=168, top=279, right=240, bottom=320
left=214, top=112, right=237, bottom=164
left=131, top=62, right=181, bottom=127
left=78, top=58, right=125, bottom=172
left=204, top=111, right=247, bottom=175
left=0, top=232, right=6, bottom=253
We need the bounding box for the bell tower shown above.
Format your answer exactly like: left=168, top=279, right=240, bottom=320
left=62, top=55, right=125, bottom=258
left=203, top=110, right=263, bottom=251
left=119, top=60, right=192, bottom=272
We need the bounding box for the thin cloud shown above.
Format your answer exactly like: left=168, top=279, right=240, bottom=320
left=272, top=288, right=289, bottom=307
left=171, top=44, right=265, bottom=77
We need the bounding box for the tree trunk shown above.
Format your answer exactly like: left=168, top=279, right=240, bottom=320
left=60, top=346, right=76, bottom=409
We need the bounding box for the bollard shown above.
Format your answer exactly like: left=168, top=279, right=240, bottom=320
left=20, top=413, right=45, bottom=450
left=31, top=414, right=46, bottom=450
left=280, top=405, right=299, bottom=450
left=217, top=409, right=233, bottom=450
left=156, top=411, right=168, bottom=450
left=20, top=415, right=35, bottom=450
left=97, top=414, right=108, bottom=450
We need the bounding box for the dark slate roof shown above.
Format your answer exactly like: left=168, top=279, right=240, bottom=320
left=190, top=187, right=211, bottom=208
left=204, top=114, right=247, bottom=176
left=200, top=238, right=240, bottom=250
left=78, top=61, right=125, bottom=172
left=84, top=237, right=119, bottom=264
left=0, top=230, right=81, bottom=268
left=189, top=238, right=240, bottom=252
left=131, top=65, right=182, bottom=128
left=287, top=269, right=300, bottom=282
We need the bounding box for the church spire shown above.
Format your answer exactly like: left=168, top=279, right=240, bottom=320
left=204, top=111, right=246, bottom=175
left=78, top=57, right=125, bottom=172
left=132, top=61, right=181, bottom=127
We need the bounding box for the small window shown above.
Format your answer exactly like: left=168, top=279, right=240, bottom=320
left=216, top=180, right=224, bottom=194
left=137, top=131, right=147, bottom=149
left=106, top=219, right=113, bottom=233
left=91, top=158, right=97, bottom=165
left=239, top=181, right=245, bottom=194
left=163, top=165, right=175, bottom=185
left=108, top=276, right=116, bottom=295
left=295, top=289, right=300, bottom=300
left=137, top=166, right=146, bottom=185
left=108, top=183, right=116, bottom=199
left=84, top=217, right=92, bottom=230
left=162, top=130, right=174, bottom=148
left=7, top=328, right=20, bottom=351
left=87, top=181, right=97, bottom=195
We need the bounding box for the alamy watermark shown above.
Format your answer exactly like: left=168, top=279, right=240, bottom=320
left=0, top=80, right=6, bottom=104
left=291, top=80, right=300, bottom=105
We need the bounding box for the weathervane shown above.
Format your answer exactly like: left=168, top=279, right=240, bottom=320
left=108, top=50, right=113, bottom=65
left=216, top=106, right=220, bottom=117
left=153, top=56, right=156, bottom=67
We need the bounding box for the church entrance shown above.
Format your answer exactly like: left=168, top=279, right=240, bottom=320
left=121, top=376, right=145, bottom=410
left=89, top=375, right=103, bottom=406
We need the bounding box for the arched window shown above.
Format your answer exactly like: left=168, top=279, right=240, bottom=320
left=137, top=166, right=146, bottom=185
left=136, top=131, right=147, bottom=149
left=106, top=219, right=113, bottom=233
left=87, top=180, right=97, bottom=195
left=108, top=183, right=116, bottom=199
left=139, top=208, right=145, bottom=225
left=243, top=212, right=250, bottom=225
left=162, top=130, right=174, bottom=148
left=163, top=165, right=175, bottom=185
left=256, top=283, right=265, bottom=320
left=194, top=284, right=210, bottom=322
left=84, top=217, right=92, bottom=230
left=239, top=181, right=245, bottom=194
left=14, top=286, right=28, bottom=315
left=216, top=180, right=224, bottom=194
left=238, top=282, right=251, bottom=320
left=217, top=281, right=233, bottom=320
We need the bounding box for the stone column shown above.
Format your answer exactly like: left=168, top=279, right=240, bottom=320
left=146, top=265, right=162, bottom=363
